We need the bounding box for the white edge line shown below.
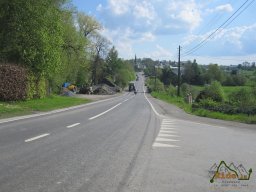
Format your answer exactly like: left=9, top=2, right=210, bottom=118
left=89, top=103, right=122, bottom=120
left=0, top=93, right=128, bottom=124
left=67, top=123, right=80, bottom=128
left=25, top=133, right=50, bottom=142
left=143, top=84, right=162, bottom=117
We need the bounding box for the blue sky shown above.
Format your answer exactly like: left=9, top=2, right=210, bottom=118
left=72, top=0, right=256, bottom=65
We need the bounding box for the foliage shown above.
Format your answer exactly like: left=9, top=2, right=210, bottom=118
left=0, top=0, right=64, bottom=76
left=146, top=78, right=165, bottom=93
left=115, top=60, right=135, bottom=88
left=27, top=73, right=47, bottom=99
left=196, top=81, right=225, bottom=102
left=78, top=12, right=101, bottom=38
left=182, top=59, right=203, bottom=85
left=228, top=88, right=256, bottom=114
left=151, top=91, right=256, bottom=124
left=204, top=64, right=224, bottom=84
left=223, top=73, right=247, bottom=86
left=165, top=84, right=176, bottom=97
left=0, top=64, right=28, bottom=101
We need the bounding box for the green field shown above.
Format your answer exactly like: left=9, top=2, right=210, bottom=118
left=0, top=95, right=91, bottom=119
left=192, top=85, right=250, bottom=100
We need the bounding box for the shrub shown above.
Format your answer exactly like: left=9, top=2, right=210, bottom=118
left=166, top=83, right=176, bottom=96
left=146, top=78, right=165, bottom=92
left=181, top=83, right=190, bottom=97
left=196, top=81, right=225, bottom=102
left=0, top=64, right=28, bottom=101
left=0, top=64, right=47, bottom=101
left=27, top=73, right=47, bottom=99
left=228, top=88, right=256, bottom=115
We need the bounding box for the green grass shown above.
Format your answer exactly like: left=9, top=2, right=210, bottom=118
left=0, top=95, right=91, bottom=119
left=151, top=92, right=192, bottom=113
left=151, top=91, right=256, bottom=124
left=192, top=85, right=250, bottom=100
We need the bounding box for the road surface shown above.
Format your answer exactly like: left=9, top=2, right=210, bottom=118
left=0, top=73, right=255, bottom=192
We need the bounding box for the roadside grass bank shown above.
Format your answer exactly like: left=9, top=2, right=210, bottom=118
left=151, top=91, right=256, bottom=124
left=0, top=95, right=91, bottom=119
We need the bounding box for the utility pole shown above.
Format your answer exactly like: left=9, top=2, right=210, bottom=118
left=177, top=45, right=181, bottom=96
left=154, top=65, right=156, bottom=91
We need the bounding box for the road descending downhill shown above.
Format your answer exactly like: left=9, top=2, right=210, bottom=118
left=0, top=73, right=255, bottom=192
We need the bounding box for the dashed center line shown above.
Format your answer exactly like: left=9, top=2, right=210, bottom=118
left=67, top=123, right=80, bottom=128
left=25, top=133, right=50, bottom=142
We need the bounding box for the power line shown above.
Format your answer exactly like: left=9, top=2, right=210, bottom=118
left=182, top=0, right=255, bottom=57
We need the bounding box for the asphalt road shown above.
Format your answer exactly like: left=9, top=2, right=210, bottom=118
left=0, top=73, right=255, bottom=192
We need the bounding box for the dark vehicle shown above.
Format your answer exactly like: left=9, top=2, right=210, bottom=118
left=129, top=82, right=135, bottom=92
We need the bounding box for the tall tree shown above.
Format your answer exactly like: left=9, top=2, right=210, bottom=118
left=78, top=13, right=101, bottom=38
left=89, top=33, right=110, bottom=85
left=0, top=0, right=65, bottom=76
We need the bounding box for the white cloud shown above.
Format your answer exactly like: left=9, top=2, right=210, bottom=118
left=101, top=27, right=134, bottom=58
left=166, top=0, right=202, bottom=30
left=182, top=23, right=256, bottom=56
left=134, top=1, right=155, bottom=20
left=207, top=3, right=233, bottom=13
left=144, top=45, right=172, bottom=59
left=139, top=32, right=155, bottom=42
left=216, top=4, right=233, bottom=12
left=108, top=0, right=132, bottom=15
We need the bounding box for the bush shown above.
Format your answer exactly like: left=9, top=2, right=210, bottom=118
left=196, top=81, right=225, bottom=102
left=0, top=64, right=47, bottom=101
left=146, top=78, right=165, bottom=92
left=228, top=88, right=256, bottom=114
left=27, top=73, right=47, bottom=99
left=166, top=84, right=176, bottom=96
left=181, top=83, right=190, bottom=97
left=0, top=64, right=28, bottom=101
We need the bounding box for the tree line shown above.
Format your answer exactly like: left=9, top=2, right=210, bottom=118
left=143, top=58, right=256, bottom=118
left=0, top=0, right=134, bottom=100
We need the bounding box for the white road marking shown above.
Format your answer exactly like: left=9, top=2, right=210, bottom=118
left=25, top=133, right=50, bottom=142
left=161, top=126, right=176, bottom=129
left=153, top=142, right=179, bottom=148
left=67, top=123, right=80, bottom=128
left=161, top=124, right=175, bottom=127
left=143, top=84, right=162, bottom=117
left=162, top=122, right=175, bottom=124
left=160, top=128, right=176, bottom=130
left=158, top=133, right=180, bottom=137
left=159, top=130, right=178, bottom=134
left=162, top=119, right=175, bottom=121
left=89, top=103, right=122, bottom=120
left=0, top=93, right=128, bottom=125
left=156, top=138, right=180, bottom=142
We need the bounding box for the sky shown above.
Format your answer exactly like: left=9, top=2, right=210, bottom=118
left=72, top=0, right=256, bottom=65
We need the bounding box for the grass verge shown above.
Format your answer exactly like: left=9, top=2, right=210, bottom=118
left=0, top=95, right=91, bottom=119
left=151, top=91, right=256, bottom=124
